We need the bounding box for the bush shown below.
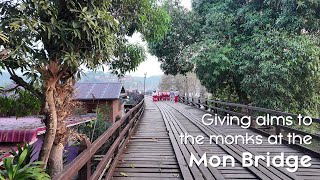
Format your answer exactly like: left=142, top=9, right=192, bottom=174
left=78, top=103, right=111, bottom=142
left=0, top=89, right=41, bottom=117
left=0, top=144, right=50, bottom=180
left=10, top=143, right=35, bottom=167
left=126, top=92, right=144, bottom=105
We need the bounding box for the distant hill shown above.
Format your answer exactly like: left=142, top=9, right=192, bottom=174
left=0, top=70, right=162, bottom=90
left=79, top=71, right=161, bottom=91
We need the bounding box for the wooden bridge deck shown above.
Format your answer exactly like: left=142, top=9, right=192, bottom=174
left=111, top=97, right=320, bottom=180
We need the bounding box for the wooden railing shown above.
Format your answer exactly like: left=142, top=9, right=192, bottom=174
left=180, top=96, right=320, bottom=157
left=54, top=99, right=145, bottom=180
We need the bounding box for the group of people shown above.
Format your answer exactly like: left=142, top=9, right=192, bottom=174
left=152, top=90, right=179, bottom=102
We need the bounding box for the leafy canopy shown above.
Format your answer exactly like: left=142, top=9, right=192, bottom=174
left=0, top=0, right=170, bottom=95
left=0, top=0, right=170, bottom=172
left=151, top=0, right=320, bottom=115
left=149, top=1, right=201, bottom=75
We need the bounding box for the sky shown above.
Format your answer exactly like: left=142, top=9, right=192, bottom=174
left=0, top=0, right=192, bottom=79
left=128, top=0, right=192, bottom=77
left=127, top=33, right=163, bottom=77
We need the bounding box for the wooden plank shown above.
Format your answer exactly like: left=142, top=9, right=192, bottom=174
left=172, top=101, right=320, bottom=179
left=159, top=105, right=195, bottom=180
left=157, top=103, right=225, bottom=180
left=111, top=98, right=183, bottom=180
left=165, top=102, right=296, bottom=180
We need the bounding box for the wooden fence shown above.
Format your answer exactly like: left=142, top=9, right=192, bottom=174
left=180, top=96, right=320, bottom=157
left=54, top=99, right=145, bottom=180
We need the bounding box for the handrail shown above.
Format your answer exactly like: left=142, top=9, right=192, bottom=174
left=180, top=96, right=320, bottom=144
left=54, top=99, right=145, bottom=180
left=181, top=96, right=320, bottom=123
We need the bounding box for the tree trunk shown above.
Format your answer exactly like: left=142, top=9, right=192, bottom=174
left=49, top=79, right=74, bottom=177
left=39, top=84, right=58, bottom=169
left=48, top=142, right=65, bottom=177
left=49, top=118, right=68, bottom=177
left=37, top=62, right=75, bottom=176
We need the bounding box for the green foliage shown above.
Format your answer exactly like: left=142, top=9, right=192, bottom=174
left=110, top=44, right=146, bottom=76
left=74, top=106, right=87, bottom=115
left=0, top=31, right=8, bottom=43
left=0, top=0, right=170, bottom=172
left=240, top=31, right=320, bottom=114
left=0, top=89, right=41, bottom=117
left=78, top=103, right=111, bottom=142
left=152, top=0, right=320, bottom=116
left=0, top=96, right=14, bottom=116
left=10, top=143, right=35, bottom=168
left=0, top=148, right=50, bottom=180
left=0, top=0, right=170, bottom=78
left=149, top=2, right=201, bottom=75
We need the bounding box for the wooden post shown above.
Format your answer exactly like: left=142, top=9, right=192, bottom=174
left=113, top=115, right=124, bottom=158
left=198, top=98, right=201, bottom=108
left=205, top=100, right=209, bottom=111
left=214, top=103, right=218, bottom=114
left=247, top=108, right=256, bottom=128
left=78, top=138, right=92, bottom=180
left=113, top=127, right=120, bottom=159
left=125, top=114, right=132, bottom=140
left=275, top=125, right=281, bottom=135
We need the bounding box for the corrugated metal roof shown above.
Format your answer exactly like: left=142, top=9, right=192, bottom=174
left=0, top=115, right=96, bottom=143
left=74, top=82, right=123, bottom=100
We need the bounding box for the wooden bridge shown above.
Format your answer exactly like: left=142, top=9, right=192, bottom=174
left=54, top=96, right=320, bottom=180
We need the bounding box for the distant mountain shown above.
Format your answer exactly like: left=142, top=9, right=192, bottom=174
left=0, top=70, right=162, bottom=90
left=79, top=71, right=161, bottom=91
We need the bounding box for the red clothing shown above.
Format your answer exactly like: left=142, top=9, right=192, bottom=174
left=153, top=96, right=158, bottom=102
left=159, top=93, right=163, bottom=101
left=174, top=96, right=179, bottom=103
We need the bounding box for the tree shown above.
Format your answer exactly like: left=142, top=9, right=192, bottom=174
left=149, top=1, right=202, bottom=75
left=152, top=0, right=320, bottom=115
left=192, top=0, right=320, bottom=112
left=158, top=72, right=207, bottom=97
left=0, top=0, right=169, bottom=176
left=158, top=74, right=174, bottom=91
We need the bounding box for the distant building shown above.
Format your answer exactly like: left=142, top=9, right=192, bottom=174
left=74, top=83, right=126, bottom=122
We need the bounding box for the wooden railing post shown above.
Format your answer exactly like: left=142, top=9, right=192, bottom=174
left=275, top=125, right=281, bottom=135
left=247, top=107, right=256, bottom=128
left=127, top=110, right=135, bottom=137
left=78, top=138, right=92, bottom=180
left=214, top=102, right=218, bottom=114
left=205, top=100, right=209, bottom=111
left=113, top=118, right=123, bottom=160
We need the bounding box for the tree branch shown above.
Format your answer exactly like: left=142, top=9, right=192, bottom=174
left=4, top=84, right=19, bottom=92
left=5, top=65, right=43, bottom=102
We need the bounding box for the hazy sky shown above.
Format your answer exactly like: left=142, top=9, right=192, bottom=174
left=128, top=0, right=192, bottom=77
